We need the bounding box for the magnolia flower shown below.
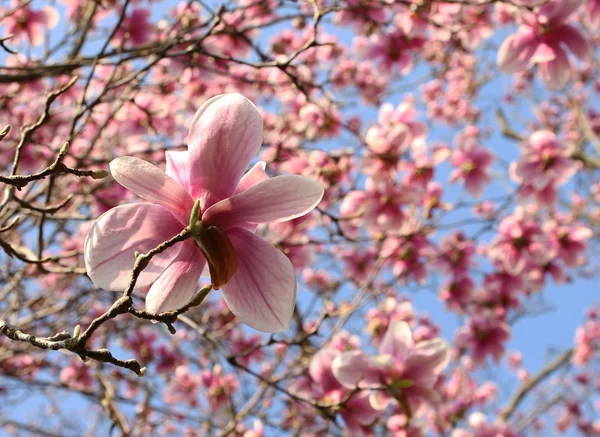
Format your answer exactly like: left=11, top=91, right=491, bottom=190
left=84, top=94, right=324, bottom=332
left=2, top=1, right=59, bottom=47
left=497, top=0, right=590, bottom=89
left=332, top=321, right=449, bottom=417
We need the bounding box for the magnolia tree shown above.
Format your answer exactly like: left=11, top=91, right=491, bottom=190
left=0, top=0, right=599, bottom=436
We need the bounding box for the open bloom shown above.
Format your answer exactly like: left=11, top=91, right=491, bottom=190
left=497, top=0, right=590, bottom=89
left=2, top=1, right=59, bottom=47
left=450, top=127, right=493, bottom=197
left=84, top=94, right=324, bottom=332
left=332, top=321, right=449, bottom=417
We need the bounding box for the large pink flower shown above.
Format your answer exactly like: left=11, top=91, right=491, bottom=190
left=332, top=321, right=449, bottom=417
left=497, top=0, right=590, bottom=89
left=84, top=94, right=324, bottom=333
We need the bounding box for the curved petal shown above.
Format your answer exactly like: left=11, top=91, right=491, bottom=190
left=309, top=347, right=341, bottom=393
left=332, top=351, right=383, bottom=389
left=346, top=392, right=381, bottom=425
left=188, top=94, right=227, bottom=140
left=220, top=227, right=296, bottom=333
left=145, top=242, right=206, bottom=313
left=188, top=94, right=264, bottom=208
left=233, top=161, right=269, bottom=195
left=110, top=157, right=194, bottom=225
left=530, top=42, right=556, bottom=63
left=411, top=339, right=450, bottom=375
left=539, top=46, right=571, bottom=89
left=202, top=175, right=324, bottom=230
left=560, top=25, right=591, bottom=61
left=497, top=30, right=537, bottom=73
left=529, top=130, right=557, bottom=148
left=165, top=150, right=190, bottom=192
left=369, top=390, right=391, bottom=411
left=380, top=321, right=414, bottom=359
left=85, top=204, right=183, bottom=290
left=540, top=0, right=584, bottom=22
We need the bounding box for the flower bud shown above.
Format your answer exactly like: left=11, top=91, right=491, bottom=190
left=196, top=226, right=237, bottom=289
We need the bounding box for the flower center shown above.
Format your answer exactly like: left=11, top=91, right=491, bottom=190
left=189, top=200, right=237, bottom=289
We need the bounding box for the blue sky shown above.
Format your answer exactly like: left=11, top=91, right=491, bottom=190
left=0, top=1, right=598, bottom=436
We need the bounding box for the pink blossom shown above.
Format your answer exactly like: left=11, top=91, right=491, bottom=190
left=451, top=412, right=521, bottom=437
left=401, top=144, right=450, bottom=188
left=243, top=420, right=264, bottom=437
left=201, top=364, right=238, bottom=411
left=497, top=0, right=590, bottom=89
left=573, top=307, right=600, bottom=366
left=332, top=321, right=449, bottom=417
left=487, top=212, right=544, bottom=275
left=510, top=131, right=578, bottom=195
left=229, top=329, right=265, bottom=367
left=365, top=298, right=415, bottom=344
left=113, top=9, right=153, bottom=47
left=586, top=0, right=600, bottom=29
left=380, top=234, right=430, bottom=284
left=164, top=365, right=203, bottom=406
left=365, top=29, right=424, bottom=74
left=439, top=275, right=474, bottom=314
left=1, top=1, right=59, bottom=46
left=340, top=177, right=419, bottom=237
left=450, top=127, right=493, bottom=197
left=543, top=219, right=592, bottom=267
left=364, top=100, right=427, bottom=158
left=334, top=246, right=378, bottom=285
left=122, top=327, right=158, bottom=363
left=84, top=94, right=324, bottom=332
left=60, top=359, right=95, bottom=392
left=305, top=337, right=381, bottom=435
left=435, top=232, right=476, bottom=276
left=479, top=271, right=523, bottom=310
left=430, top=3, right=494, bottom=50
left=455, top=311, right=511, bottom=366
left=334, top=0, right=387, bottom=34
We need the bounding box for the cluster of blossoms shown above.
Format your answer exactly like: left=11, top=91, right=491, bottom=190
left=1, top=0, right=600, bottom=435
left=289, top=321, right=449, bottom=435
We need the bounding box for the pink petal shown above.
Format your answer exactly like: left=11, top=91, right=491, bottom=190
left=110, top=157, right=195, bottom=225
left=188, top=94, right=227, bottom=139
left=465, top=174, right=486, bottom=197
left=309, top=347, right=342, bottom=393
left=165, top=150, right=190, bottom=191
left=497, top=30, right=537, bottom=73
left=345, top=392, right=380, bottom=425
left=219, top=227, right=296, bottom=332
left=379, top=321, right=414, bottom=359
left=145, top=242, right=206, bottom=313
left=43, top=6, right=60, bottom=28
left=28, top=26, right=45, bottom=47
left=369, top=390, right=391, bottom=411
left=202, top=175, right=324, bottom=230
left=411, top=339, right=450, bottom=375
left=559, top=25, right=591, bottom=61
left=233, top=161, right=269, bottom=195
left=540, top=0, right=584, bottom=22
left=571, top=226, right=592, bottom=241
left=530, top=42, right=556, bottom=63
left=529, top=130, right=557, bottom=148
left=188, top=94, right=264, bottom=208
left=587, top=0, right=600, bottom=30
left=84, top=204, right=183, bottom=290
left=539, top=46, right=571, bottom=89
left=331, top=351, right=383, bottom=389
left=388, top=123, right=411, bottom=148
